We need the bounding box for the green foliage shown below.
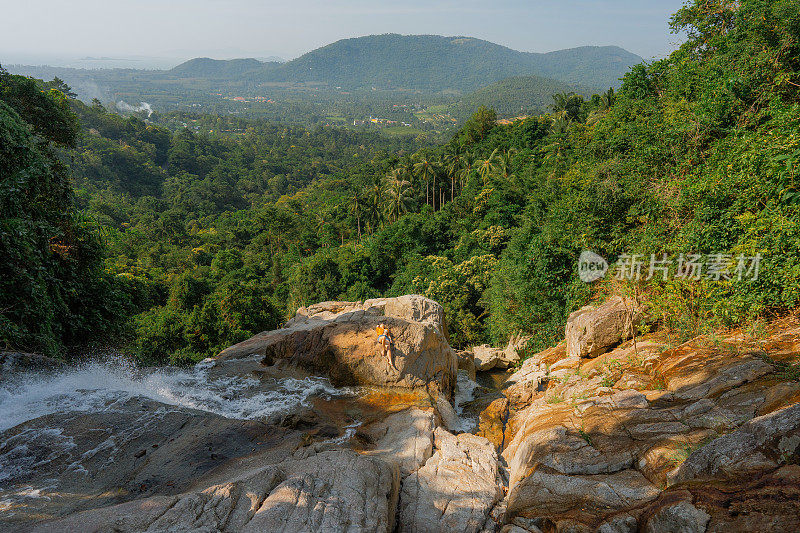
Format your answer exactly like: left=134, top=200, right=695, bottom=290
left=4, top=0, right=800, bottom=365
left=0, top=73, right=79, bottom=146
left=0, top=71, right=136, bottom=355
left=458, top=106, right=498, bottom=145
left=448, top=76, right=592, bottom=120
left=131, top=271, right=283, bottom=365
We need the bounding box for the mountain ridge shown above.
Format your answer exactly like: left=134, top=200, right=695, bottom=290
left=169, top=34, right=643, bottom=92
left=169, top=57, right=276, bottom=78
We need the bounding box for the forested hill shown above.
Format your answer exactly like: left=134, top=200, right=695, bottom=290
left=168, top=58, right=277, bottom=79
left=447, top=75, right=595, bottom=120
left=169, top=35, right=643, bottom=92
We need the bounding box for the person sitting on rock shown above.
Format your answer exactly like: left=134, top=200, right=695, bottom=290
left=376, top=323, right=398, bottom=372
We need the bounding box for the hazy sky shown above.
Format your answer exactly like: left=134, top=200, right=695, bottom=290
left=3, top=0, right=686, bottom=67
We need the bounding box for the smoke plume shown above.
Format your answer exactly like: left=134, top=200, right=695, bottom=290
left=116, top=100, right=153, bottom=117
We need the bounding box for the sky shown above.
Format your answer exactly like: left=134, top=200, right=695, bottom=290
left=2, top=0, right=687, bottom=68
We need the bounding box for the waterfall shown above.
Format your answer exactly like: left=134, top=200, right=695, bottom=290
left=0, top=357, right=349, bottom=433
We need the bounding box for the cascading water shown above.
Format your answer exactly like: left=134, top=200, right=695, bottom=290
left=0, top=356, right=355, bottom=517
left=0, top=357, right=350, bottom=433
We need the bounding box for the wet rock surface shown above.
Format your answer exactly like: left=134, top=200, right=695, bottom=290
left=0, top=365, right=362, bottom=531
left=0, top=397, right=295, bottom=523
left=0, top=352, right=65, bottom=378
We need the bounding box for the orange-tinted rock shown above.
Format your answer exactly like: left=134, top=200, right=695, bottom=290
left=500, top=303, right=800, bottom=529
left=217, top=295, right=458, bottom=395
left=478, top=397, right=509, bottom=451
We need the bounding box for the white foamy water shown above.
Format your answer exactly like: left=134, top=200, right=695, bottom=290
left=0, top=358, right=351, bottom=433
left=321, top=421, right=362, bottom=446
left=0, top=357, right=359, bottom=519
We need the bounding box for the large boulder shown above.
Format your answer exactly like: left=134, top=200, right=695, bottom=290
left=217, top=296, right=458, bottom=396
left=472, top=344, right=505, bottom=371
left=565, top=296, right=645, bottom=358
left=470, top=339, right=522, bottom=372
left=27, top=449, right=400, bottom=533
left=399, top=428, right=503, bottom=533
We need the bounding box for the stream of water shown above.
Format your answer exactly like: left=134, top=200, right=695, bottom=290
left=0, top=357, right=349, bottom=433
left=0, top=356, right=491, bottom=523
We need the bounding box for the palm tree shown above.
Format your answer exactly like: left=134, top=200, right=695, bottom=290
left=314, top=212, right=329, bottom=247
left=364, top=181, right=384, bottom=233
left=432, top=162, right=439, bottom=211
left=496, top=148, right=517, bottom=181
left=397, top=157, right=417, bottom=204
left=384, top=173, right=414, bottom=223
left=551, top=92, right=574, bottom=115
left=349, top=193, right=362, bottom=242
left=588, top=87, right=616, bottom=125
left=443, top=151, right=461, bottom=202
left=413, top=157, right=436, bottom=208
left=552, top=91, right=584, bottom=122
left=550, top=115, right=570, bottom=134
left=400, top=157, right=416, bottom=182
left=457, top=152, right=475, bottom=191
left=433, top=154, right=450, bottom=209
left=477, top=148, right=500, bottom=185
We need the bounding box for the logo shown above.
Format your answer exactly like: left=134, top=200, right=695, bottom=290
left=577, top=251, right=761, bottom=283
left=578, top=250, right=608, bottom=283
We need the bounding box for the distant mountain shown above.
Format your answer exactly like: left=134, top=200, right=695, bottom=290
left=170, top=34, right=643, bottom=92
left=257, top=56, right=286, bottom=63
left=169, top=57, right=275, bottom=79
left=448, top=75, right=595, bottom=120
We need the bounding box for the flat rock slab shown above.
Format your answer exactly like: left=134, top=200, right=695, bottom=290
left=0, top=397, right=289, bottom=527
left=506, top=466, right=659, bottom=518
left=673, top=402, right=800, bottom=484
left=25, top=449, right=399, bottom=533
left=362, top=407, right=436, bottom=477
